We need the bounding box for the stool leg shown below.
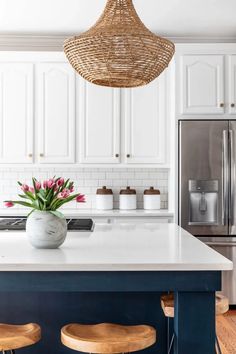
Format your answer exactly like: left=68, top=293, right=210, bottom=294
left=168, top=334, right=175, bottom=354
left=215, top=335, right=222, bottom=354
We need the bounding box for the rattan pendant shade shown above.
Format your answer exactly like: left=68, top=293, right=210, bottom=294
left=64, top=0, right=175, bottom=88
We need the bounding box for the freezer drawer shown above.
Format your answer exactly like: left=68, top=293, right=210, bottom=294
left=207, top=242, right=236, bottom=305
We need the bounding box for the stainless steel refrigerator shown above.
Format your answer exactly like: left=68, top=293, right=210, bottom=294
left=179, top=120, right=236, bottom=304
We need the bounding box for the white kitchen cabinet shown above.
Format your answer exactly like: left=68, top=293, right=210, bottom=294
left=180, top=54, right=225, bottom=115
left=124, top=73, right=166, bottom=164
left=0, top=51, right=171, bottom=166
left=0, top=63, right=34, bottom=163
left=229, top=55, right=236, bottom=114
left=79, top=79, right=120, bottom=164
left=37, top=62, right=75, bottom=163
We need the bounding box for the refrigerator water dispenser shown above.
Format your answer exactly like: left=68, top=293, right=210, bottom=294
left=188, top=180, right=219, bottom=225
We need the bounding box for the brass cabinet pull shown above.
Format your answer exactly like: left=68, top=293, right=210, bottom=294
left=40, top=153, right=44, bottom=157
left=28, top=153, right=33, bottom=158
left=115, top=153, right=119, bottom=158
left=126, top=154, right=130, bottom=158
left=231, top=103, right=235, bottom=108
left=220, top=103, right=224, bottom=108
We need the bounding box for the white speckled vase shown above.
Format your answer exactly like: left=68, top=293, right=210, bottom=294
left=26, top=211, right=67, bottom=249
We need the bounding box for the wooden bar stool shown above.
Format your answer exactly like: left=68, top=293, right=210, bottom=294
left=0, top=323, right=41, bottom=354
left=61, top=322, right=156, bottom=353
left=160, top=293, right=229, bottom=354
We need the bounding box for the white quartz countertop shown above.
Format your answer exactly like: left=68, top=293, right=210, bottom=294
left=0, top=209, right=173, bottom=218
left=0, top=223, right=232, bottom=271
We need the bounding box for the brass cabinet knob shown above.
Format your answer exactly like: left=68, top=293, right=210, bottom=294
left=126, top=154, right=130, bottom=158
left=220, top=103, right=224, bottom=108
left=231, top=103, right=235, bottom=108
left=115, top=153, right=119, bottom=158
left=40, top=153, right=44, bottom=157
left=28, top=153, right=33, bottom=158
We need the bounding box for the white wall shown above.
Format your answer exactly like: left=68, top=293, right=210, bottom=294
left=0, top=0, right=235, bottom=39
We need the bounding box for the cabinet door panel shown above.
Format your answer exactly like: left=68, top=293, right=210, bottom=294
left=79, top=80, right=120, bottom=163
left=125, top=74, right=166, bottom=164
left=0, top=63, right=33, bottom=163
left=180, top=55, right=225, bottom=114
left=37, top=63, right=75, bottom=163
left=229, top=55, right=236, bottom=114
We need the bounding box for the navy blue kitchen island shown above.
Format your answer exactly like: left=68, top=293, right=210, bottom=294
left=0, top=224, right=232, bottom=354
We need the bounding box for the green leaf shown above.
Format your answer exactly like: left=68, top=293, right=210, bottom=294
left=27, top=209, right=35, bottom=217
left=49, top=210, right=65, bottom=219
left=37, top=193, right=47, bottom=203
left=32, top=200, right=41, bottom=210
left=52, top=193, right=79, bottom=210
left=17, top=181, right=22, bottom=186
left=47, top=187, right=55, bottom=205
left=24, top=191, right=35, bottom=201
left=32, top=177, right=37, bottom=193
left=18, top=194, right=28, bottom=199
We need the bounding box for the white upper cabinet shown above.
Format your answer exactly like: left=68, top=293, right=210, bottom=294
left=180, top=54, right=225, bottom=114
left=37, top=62, right=75, bottom=164
left=229, top=55, right=236, bottom=114
left=124, top=73, right=166, bottom=164
left=0, top=51, right=171, bottom=166
left=79, top=79, right=120, bottom=164
left=0, top=63, right=33, bottom=163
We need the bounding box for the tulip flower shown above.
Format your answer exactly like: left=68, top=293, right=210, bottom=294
left=21, top=184, right=29, bottom=192
left=76, top=194, right=86, bottom=203
left=5, top=177, right=86, bottom=214
left=58, top=189, right=70, bottom=199
left=35, top=181, right=41, bottom=190
left=47, top=179, right=55, bottom=189
left=57, top=178, right=65, bottom=187
left=43, top=180, right=48, bottom=189
left=4, top=201, right=14, bottom=208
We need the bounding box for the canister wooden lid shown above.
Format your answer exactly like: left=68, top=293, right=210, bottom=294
left=144, top=187, right=160, bottom=195
left=96, top=186, right=113, bottom=195
left=120, top=186, right=136, bottom=195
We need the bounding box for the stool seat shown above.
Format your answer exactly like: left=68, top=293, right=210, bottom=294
left=61, top=322, right=156, bottom=353
left=161, top=292, right=229, bottom=318
left=0, top=323, right=41, bottom=351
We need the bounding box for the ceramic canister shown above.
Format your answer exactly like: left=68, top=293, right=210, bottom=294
left=143, top=186, right=161, bottom=210
left=119, top=186, right=137, bottom=210
left=96, top=186, right=113, bottom=210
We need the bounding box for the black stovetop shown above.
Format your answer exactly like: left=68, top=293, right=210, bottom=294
left=0, top=218, right=94, bottom=231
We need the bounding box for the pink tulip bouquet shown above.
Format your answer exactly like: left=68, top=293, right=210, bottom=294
left=4, top=177, right=85, bottom=218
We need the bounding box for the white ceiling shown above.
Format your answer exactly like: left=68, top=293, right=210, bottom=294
left=0, top=0, right=235, bottom=39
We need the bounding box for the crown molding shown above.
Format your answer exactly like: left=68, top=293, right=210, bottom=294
left=0, top=35, right=68, bottom=51
left=169, top=36, right=236, bottom=43
left=0, top=34, right=235, bottom=51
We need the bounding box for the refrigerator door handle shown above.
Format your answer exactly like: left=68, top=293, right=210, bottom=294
left=229, top=129, right=234, bottom=227
left=222, top=130, right=229, bottom=225
left=206, top=242, right=236, bottom=247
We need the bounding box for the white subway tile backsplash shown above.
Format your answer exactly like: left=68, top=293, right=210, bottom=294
left=89, top=173, right=103, bottom=180
left=98, top=180, right=112, bottom=187
left=112, top=179, right=128, bottom=187
left=0, top=167, right=168, bottom=211
left=106, top=172, right=121, bottom=179
left=120, top=172, right=135, bottom=179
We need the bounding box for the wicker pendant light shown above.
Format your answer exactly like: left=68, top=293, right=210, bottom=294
left=64, top=0, right=175, bottom=88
